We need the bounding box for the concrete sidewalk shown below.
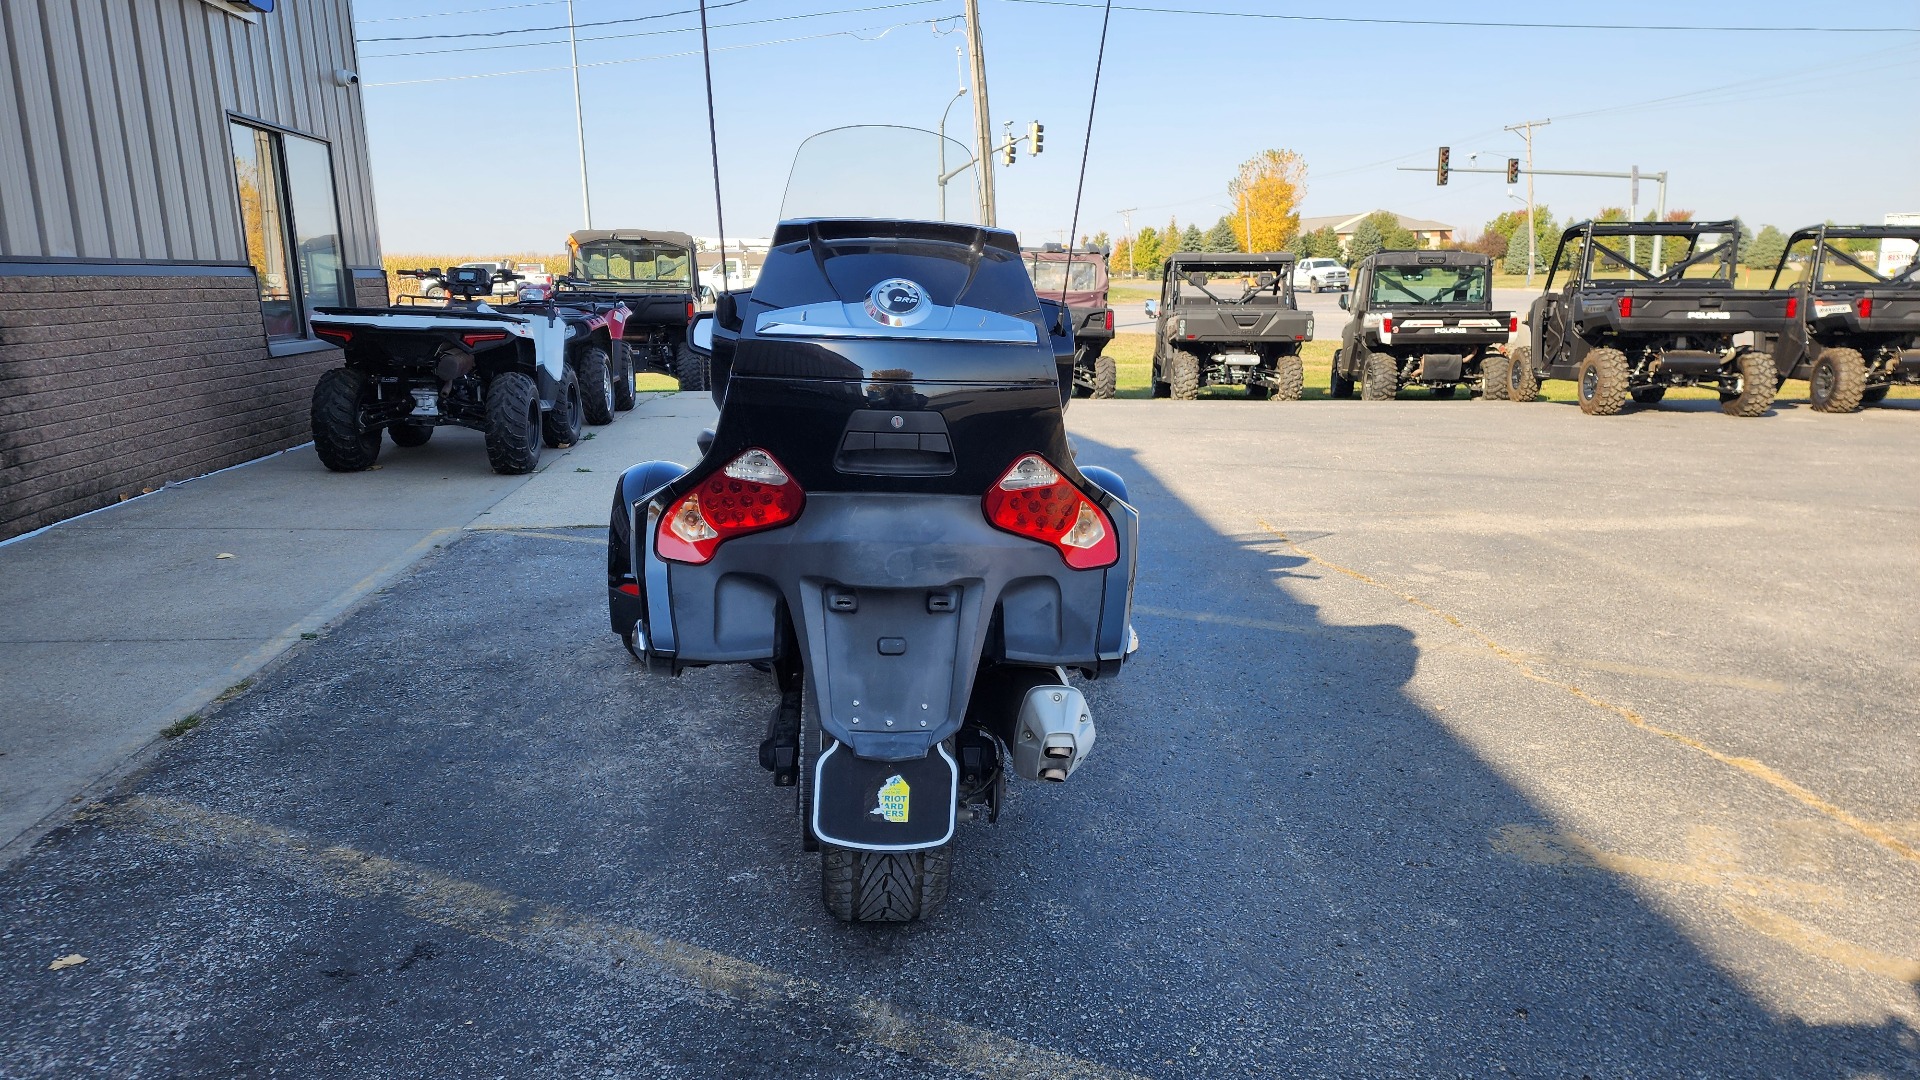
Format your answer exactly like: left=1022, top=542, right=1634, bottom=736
left=0, top=392, right=714, bottom=861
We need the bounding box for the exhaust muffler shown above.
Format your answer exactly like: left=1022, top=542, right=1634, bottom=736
left=1011, top=683, right=1096, bottom=782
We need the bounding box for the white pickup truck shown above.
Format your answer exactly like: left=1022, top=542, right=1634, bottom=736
left=1292, top=257, right=1349, bottom=294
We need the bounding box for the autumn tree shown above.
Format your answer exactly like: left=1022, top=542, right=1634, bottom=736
left=1111, top=235, right=1134, bottom=276
left=1228, top=149, right=1306, bottom=253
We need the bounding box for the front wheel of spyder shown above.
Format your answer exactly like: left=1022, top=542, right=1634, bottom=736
left=821, top=843, right=952, bottom=923
left=1719, top=350, right=1776, bottom=417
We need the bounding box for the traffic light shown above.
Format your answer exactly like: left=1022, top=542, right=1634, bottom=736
left=1436, top=145, right=1449, bottom=186
left=1002, top=139, right=1016, bottom=166
left=1029, top=121, right=1044, bottom=155
left=1506, top=157, right=1521, bottom=184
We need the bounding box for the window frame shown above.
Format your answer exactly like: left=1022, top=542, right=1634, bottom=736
left=227, top=114, right=349, bottom=345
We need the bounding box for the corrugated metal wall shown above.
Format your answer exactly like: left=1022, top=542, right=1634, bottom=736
left=0, top=0, right=380, bottom=267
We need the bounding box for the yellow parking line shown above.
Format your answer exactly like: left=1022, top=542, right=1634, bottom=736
left=104, top=795, right=1148, bottom=1080
left=1257, top=522, right=1920, bottom=870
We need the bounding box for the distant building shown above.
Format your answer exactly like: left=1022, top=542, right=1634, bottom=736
left=0, top=0, right=384, bottom=541
left=1297, top=212, right=1456, bottom=252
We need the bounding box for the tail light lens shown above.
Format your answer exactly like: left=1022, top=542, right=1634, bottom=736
left=1104, top=309, right=1114, bottom=331
left=1508, top=315, right=1519, bottom=333
left=462, top=331, right=509, bottom=348
left=1785, top=296, right=1797, bottom=319
left=1382, top=316, right=1394, bottom=334
left=315, top=327, right=353, bottom=346
left=655, top=449, right=805, bottom=564
left=1858, top=298, right=1873, bottom=317
left=1618, top=296, right=1634, bottom=318
left=685, top=301, right=695, bottom=321
left=983, top=455, right=1117, bottom=570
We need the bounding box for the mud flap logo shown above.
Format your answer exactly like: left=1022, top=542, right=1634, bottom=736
left=872, top=775, right=910, bottom=823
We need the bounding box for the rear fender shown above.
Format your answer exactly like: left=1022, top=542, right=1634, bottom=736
left=607, top=461, right=689, bottom=654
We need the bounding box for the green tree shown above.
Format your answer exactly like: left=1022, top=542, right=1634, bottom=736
left=1308, top=225, right=1341, bottom=260
left=1347, top=218, right=1385, bottom=265
left=1133, top=227, right=1163, bottom=279
left=1288, top=229, right=1315, bottom=258
left=1745, top=224, right=1787, bottom=271
left=1180, top=224, right=1205, bottom=252
left=1352, top=211, right=1418, bottom=254
left=1088, top=230, right=1109, bottom=251
left=1203, top=216, right=1240, bottom=252
left=1504, top=208, right=1559, bottom=275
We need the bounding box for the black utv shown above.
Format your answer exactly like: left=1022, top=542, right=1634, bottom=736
left=1145, top=252, right=1313, bottom=400
left=1023, top=244, right=1116, bottom=397
left=1333, top=250, right=1514, bottom=399
left=554, top=229, right=705, bottom=394
left=1509, top=219, right=1792, bottom=416
left=1761, top=224, right=1920, bottom=412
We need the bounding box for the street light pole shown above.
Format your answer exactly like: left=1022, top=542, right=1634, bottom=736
left=963, top=0, right=996, bottom=225
left=1117, top=207, right=1137, bottom=276
left=937, top=82, right=968, bottom=221
left=566, top=0, right=592, bottom=229
left=1506, top=118, right=1549, bottom=286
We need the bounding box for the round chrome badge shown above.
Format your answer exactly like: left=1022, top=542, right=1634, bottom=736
left=865, top=278, right=930, bottom=328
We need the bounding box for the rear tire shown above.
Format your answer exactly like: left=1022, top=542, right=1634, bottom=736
left=1481, top=352, right=1511, bottom=401
left=388, top=422, right=433, bottom=447
left=1631, top=386, right=1667, bottom=405
left=311, top=368, right=381, bottom=472
left=1168, top=351, right=1199, bottom=400
left=1091, top=353, right=1117, bottom=399
left=1719, top=349, right=1776, bottom=417
left=675, top=342, right=709, bottom=391
left=1808, top=347, right=1866, bottom=413
left=1360, top=350, right=1397, bottom=401
left=612, top=342, right=637, bottom=411
left=1507, top=345, right=1539, bottom=402
left=580, top=346, right=615, bottom=425
left=484, top=371, right=542, bottom=474
left=1576, top=347, right=1629, bottom=415
left=821, top=842, right=952, bottom=923
left=543, top=367, right=584, bottom=448
left=1269, top=353, right=1304, bottom=401
left=1329, top=349, right=1354, bottom=399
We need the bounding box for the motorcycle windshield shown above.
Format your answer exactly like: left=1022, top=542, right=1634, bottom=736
left=779, top=125, right=980, bottom=226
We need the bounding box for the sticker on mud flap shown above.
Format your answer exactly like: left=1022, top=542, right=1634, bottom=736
left=1813, top=301, right=1853, bottom=319
left=872, top=775, right=910, bottom=823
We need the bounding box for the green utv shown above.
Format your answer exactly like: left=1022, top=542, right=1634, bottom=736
left=1760, top=224, right=1920, bottom=412
left=1145, top=252, right=1313, bottom=400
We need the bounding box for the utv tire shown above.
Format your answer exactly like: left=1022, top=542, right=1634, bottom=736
left=1808, top=347, right=1866, bottom=413
left=1360, top=350, right=1397, bottom=401
left=1168, top=351, right=1199, bottom=400
left=675, top=342, right=710, bottom=392
left=543, top=367, right=585, bottom=448
left=1507, top=346, right=1539, bottom=402
left=1431, top=384, right=1458, bottom=400
left=311, top=368, right=381, bottom=472
left=821, top=843, right=951, bottom=923
left=1575, top=347, right=1629, bottom=416
left=1481, top=352, right=1511, bottom=401
left=388, top=422, right=433, bottom=448
left=1631, top=386, right=1667, bottom=405
left=1329, top=350, right=1355, bottom=399
left=1861, top=384, right=1889, bottom=406
left=612, top=342, right=637, bottom=411
left=1269, top=354, right=1304, bottom=401
left=1719, top=349, right=1776, bottom=417
left=484, top=371, right=542, bottom=475
left=580, top=346, right=616, bottom=425
left=1091, top=353, right=1117, bottom=399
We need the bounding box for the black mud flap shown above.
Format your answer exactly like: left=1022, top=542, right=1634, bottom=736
left=811, top=742, right=957, bottom=852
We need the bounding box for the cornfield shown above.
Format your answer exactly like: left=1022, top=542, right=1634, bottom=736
left=379, top=253, right=569, bottom=301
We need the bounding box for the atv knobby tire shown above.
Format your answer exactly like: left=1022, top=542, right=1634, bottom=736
left=1360, top=349, right=1397, bottom=401
left=1168, top=351, right=1199, bottom=400
left=580, top=346, right=616, bottom=425
left=1092, top=353, right=1117, bottom=399
left=821, top=842, right=951, bottom=922
left=1719, top=349, right=1776, bottom=417
left=543, top=367, right=585, bottom=448
left=1268, top=354, right=1304, bottom=401
left=612, top=342, right=637, bottom=411
left=1507, top=346, right=1539, bottom=402
left=1808, top=346, right=1866, bottom=413
left=675, top=342, right=710, bottom=392
left=311, top=368, right=381, bottom=472
left=485, top=371, right=542, bottom=474
left=1329, top=349, right=1355, bottom=399
left=389, top=422, right=433, bottom=447
left=1480, top=351, right=1511, bottom=401
left=1576, top=347, right=1629, bottom=416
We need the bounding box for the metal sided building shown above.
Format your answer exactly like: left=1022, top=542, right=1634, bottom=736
left=0, top=0, right=385, bottom=540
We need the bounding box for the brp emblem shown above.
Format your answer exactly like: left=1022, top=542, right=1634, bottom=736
left=866, top=278, right=930, bottom=327
left=890, top=415, right=904, bottom=430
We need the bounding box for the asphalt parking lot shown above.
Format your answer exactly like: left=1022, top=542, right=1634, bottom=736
left=2, top=396, right=1917, bottom=1077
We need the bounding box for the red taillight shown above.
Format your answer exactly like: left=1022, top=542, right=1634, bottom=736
left=1509, top=315, right=1519, bottom=333
left=1618, top=296, right=1633, bottom=318
left=686, top=302, right=695, bottom=321
left=315, top=327, right=353, bottom=345
left=462, top=331, right=509, bottom=348
left=1382, top=316, right=1393, bottom=334
left=617, top=583, right=639, bottom=596
left=655, top=449, right=805, bottom=564
left=1858, top=297, right=1873, bottom=317
left=982, top=454, right=1117, bottom=571
left=1103, top=309, right=1114, bottom=332
left=1785, top=296, right=1798, bottom=319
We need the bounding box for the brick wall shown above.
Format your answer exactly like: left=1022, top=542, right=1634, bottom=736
left=353, top=272, right=389, bottom=308
left=0, top=271, right=343, bottom=540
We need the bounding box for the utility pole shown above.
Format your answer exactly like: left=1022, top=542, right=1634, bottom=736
left=963, top=0, right=996, bottom=225
left=566, top=0, right=591, bottom=228
left=1506, top=118, right=1549, bottom=286
left=1117, top=207, right=1137, bottom=276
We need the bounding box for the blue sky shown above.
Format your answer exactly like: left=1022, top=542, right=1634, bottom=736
left=351, top=0, right=1920, bottom=253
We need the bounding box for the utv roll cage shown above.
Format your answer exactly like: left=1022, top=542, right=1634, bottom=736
left=1769, top=225, right=1920, bottom=289
left=1544, top=219, right=1741, bottom=291
left=1163, top=252, right=1298, bottom=305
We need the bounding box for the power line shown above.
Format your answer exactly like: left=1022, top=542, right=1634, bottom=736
left=357, top=2, right=564, bottom=25
left=359, top=1, right=947, bottom=60
left=356, top=1, right=751, bottom=43
left=997, top=0, right=1918, bottom=34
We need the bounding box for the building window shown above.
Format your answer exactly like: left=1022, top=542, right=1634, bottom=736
left=229, top=121, right=346, bottom=340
